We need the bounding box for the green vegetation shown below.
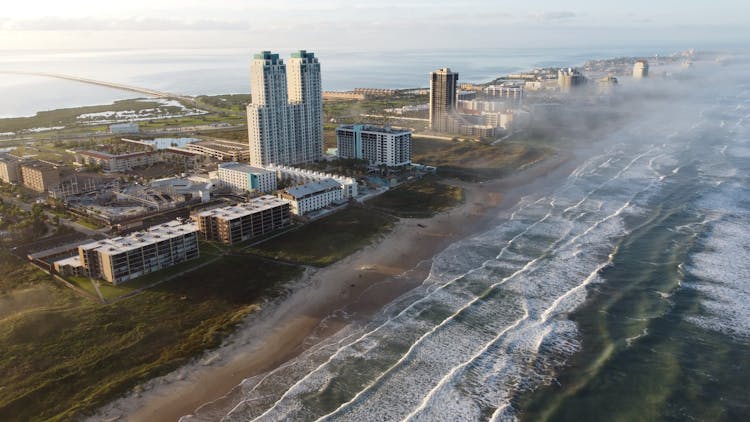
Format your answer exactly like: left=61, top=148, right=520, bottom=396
left=0, top=99, right=166, bottom=133
left=412, top=137, right=551, bottom=181
left=65, top=249, right=220, bottom=302
left=0, top=200, right=49, bottom=243
left=246, top=206, right=397, bottom=267
left=366, top=177, right=464, bottom=218
left=0, top=252, right=302, bottom=421
left=195, top=94, right=252, bottom=114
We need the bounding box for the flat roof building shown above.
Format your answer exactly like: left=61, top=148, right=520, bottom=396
left=20, top=161, right=60, bottom=193
left=266, top=164, right=358, bottom=198
left=217, top=162, right=277, bottom=193
left=183, top=140, right=251, bottom=162
left=429, top=68, right=459, bottom=132
left=336, top=125, right=412, bottom=167
left=194, top=195, right=291, bottom=244
left=279, top=178, right=344, bottom=216
left=0, top=154, right=22, bottom=184
left=76, top=219, right=199, bottom=284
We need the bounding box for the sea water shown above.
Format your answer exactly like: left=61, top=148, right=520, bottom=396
left=179, top=57, right=750, bottom=421
left=1, top=45, right=681, bottom=118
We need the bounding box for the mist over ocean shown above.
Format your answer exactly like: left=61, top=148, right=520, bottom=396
left=1, top=45, right=686, bottom=118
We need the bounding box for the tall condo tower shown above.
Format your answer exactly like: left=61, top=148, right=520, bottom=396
left=633, top=60, right=649, bottom=79
left=247, top=50, right=323, bottom=167
left=429, top=68, right=458, bottom=132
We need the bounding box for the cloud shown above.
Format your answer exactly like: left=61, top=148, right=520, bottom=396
left=0, top=16, right=248, bottom=31
left=528, top=11, right=578, bottom=22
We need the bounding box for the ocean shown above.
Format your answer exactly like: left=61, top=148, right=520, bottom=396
left=1, top=45, right=680, bottom=118
left=173, top=57, right=750, bottom=421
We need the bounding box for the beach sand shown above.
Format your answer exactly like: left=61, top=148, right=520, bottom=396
left=89, top=152, right=575, bottom=422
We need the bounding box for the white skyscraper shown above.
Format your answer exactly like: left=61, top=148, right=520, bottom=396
left=247, top=50, right=323, bottom=167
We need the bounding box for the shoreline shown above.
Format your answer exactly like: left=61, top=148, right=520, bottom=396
left=89, top=152, right=577, bottom=422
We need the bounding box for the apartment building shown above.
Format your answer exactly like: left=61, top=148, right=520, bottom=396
left=217, top=162, right=277, bottom=193
left=336, top=125, right=412, bottom=167
left=266, top=164, right=358, bottom=198
left=20, top=161, right=61, bottom=193
left=69, top=219, right=199, bottom=284
left=278, top=178, right=344, bottom=216
left=194, top=195, right=291, bottom=244
left=0, top=154, right=22, bottom=184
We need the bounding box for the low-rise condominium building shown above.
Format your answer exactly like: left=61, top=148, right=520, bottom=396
left=56, top=219, right=199, bottom=284
left=194, top=195, right=291, bottom=244
left=278, top=178, right=344, bottom=216
left=217, top=162, right=277, bottom=193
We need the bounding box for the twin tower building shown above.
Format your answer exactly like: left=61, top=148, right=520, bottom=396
left=247, top=51, right=323, bottom=168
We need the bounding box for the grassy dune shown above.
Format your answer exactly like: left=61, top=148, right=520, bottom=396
left=0, top=252, right=301, bottom=421
left=412, top=137, right=551, bottom=181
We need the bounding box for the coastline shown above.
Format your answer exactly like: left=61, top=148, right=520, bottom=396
left=89, top=151, right=576, bottom=422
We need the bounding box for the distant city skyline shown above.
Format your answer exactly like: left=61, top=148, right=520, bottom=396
left=1, top=1, right=749, bottom=51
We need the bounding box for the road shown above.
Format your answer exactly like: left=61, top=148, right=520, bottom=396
left=0, top=70, right=193, bottom=103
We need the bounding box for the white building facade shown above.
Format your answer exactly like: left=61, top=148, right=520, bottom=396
left=265, top=164, right=358, bottom=198
left=279, top=178, right=344, bottom=216
left=247, top=50, right=322, bottom=167
left=217, top=162, right=277, bottom=193
left=335, top=125, right=412, bottom=167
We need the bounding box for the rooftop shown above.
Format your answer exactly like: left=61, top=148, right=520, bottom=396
left=337, top=124, right=411, bottom=135
left=196, top=195, right=290, bottom=220
left=79, top=220, right=197, bottom=255
left=218, top=162, right=272, bottom=174
left=283, top=178, right=341, bottom=199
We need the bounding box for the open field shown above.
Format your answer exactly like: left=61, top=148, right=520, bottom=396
left=0, top=99, right=174, bottom=133
left=366, top=177, right=464, bottom=218
left=0, top=251, right=302, bottom=422
left=412, top=136, right=552, bottom=181
left=246, top=206, right=397, bottom=267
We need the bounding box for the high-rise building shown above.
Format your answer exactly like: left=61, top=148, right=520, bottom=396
left=429, top=68, right=459, bottom=132
left=336, top=124, right=412, bottom=167
left=557, top=68, right=587, bottom=93
left=247, top=50, right=322, bottom=167
left=633, top=60, right=649, bottom=78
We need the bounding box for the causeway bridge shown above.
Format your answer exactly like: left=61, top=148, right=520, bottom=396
left=0, top=70, right=194, bottom=103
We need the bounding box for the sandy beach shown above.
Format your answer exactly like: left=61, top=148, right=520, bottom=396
left=89, top=152, right=575, bottom=422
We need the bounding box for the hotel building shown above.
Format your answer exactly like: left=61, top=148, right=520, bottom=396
left=247, top=50, right=323, bottom=167
left=217, top=162, right=277, bottom=193
left=336, top=125, right=412, bottom=167
left=194, top=195, right=291, bottom=244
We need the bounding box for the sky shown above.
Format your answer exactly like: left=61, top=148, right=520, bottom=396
left=1, top=0, right=749, bottom=51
